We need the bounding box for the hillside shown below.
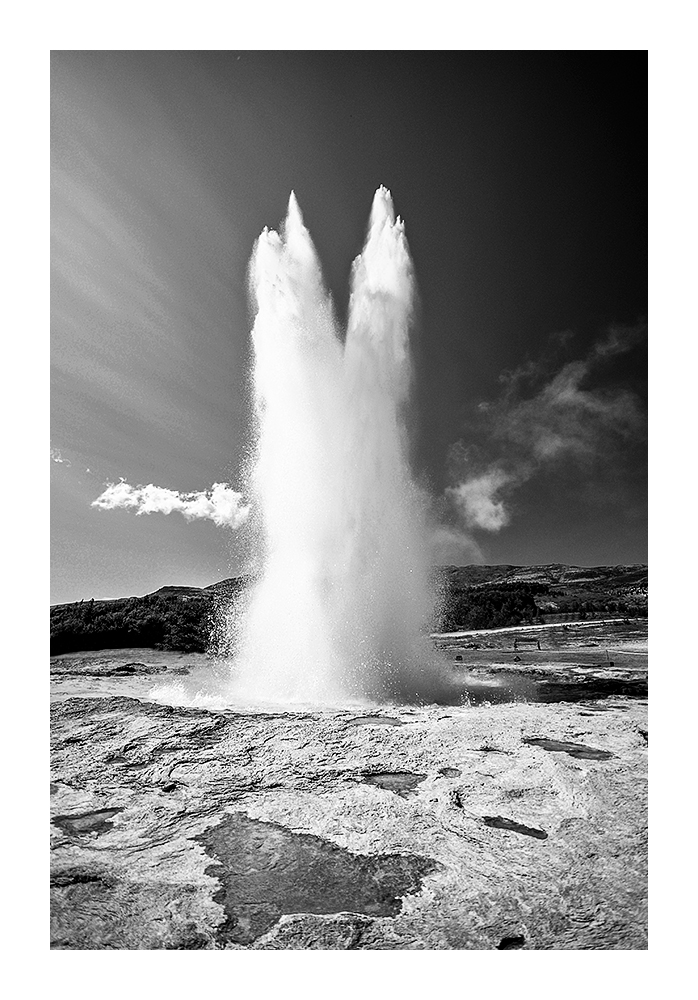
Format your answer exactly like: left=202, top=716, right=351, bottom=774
left=49, top=578, right=249, bottom=656
left=50, top=564, right=647, bottom=655
left=437, top=564, right=647, bottom=629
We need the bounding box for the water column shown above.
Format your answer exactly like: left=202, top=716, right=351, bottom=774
left=229, top=189, right=446, bottom=705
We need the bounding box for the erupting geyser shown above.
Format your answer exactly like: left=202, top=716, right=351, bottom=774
left=222, top=188, right=450, bottom=706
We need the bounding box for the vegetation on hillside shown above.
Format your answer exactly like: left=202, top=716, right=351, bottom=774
left=50, top=564, right=648, bottom=655
left=437, top=582, right=547, bottom=632
left=50, top=592, right=215, bottom=655
left=437, top=564, right=648, bottom=627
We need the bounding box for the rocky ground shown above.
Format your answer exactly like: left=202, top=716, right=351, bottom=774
left=50, top=633, right=648, bottom=950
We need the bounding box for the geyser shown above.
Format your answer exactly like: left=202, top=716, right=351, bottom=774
left=222, top=188, right=449, bottom=706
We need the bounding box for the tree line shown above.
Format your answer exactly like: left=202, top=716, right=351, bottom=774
left=50, top=593, right=215, bottom=655
left=437, top=582, right=548, bottom=632
left=50, top=578, right=644, bottom=655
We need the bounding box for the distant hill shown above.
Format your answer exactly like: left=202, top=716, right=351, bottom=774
left=438, top=563, right=647, bottom=588
left=49, top=577, right=250, bottom=656
left=50, top=565, right=647, bottom=655
left=435, top=564, right=647, bottom=631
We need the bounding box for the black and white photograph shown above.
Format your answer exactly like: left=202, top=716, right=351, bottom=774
left=49, top=39, right=649, bottom=956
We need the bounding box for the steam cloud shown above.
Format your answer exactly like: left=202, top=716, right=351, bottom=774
left=92, top=481, right=249, bottom=528
left=447, top=323, right=646, bottom=534
left=430, top=525, right=485, bottom=565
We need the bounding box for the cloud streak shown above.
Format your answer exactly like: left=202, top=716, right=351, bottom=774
left=92, top=481, right=249, bottom=529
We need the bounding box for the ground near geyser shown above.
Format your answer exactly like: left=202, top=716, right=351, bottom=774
left=50, top=620, right=647, bottom=950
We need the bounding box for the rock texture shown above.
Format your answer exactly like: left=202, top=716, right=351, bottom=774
left=51, top=666, right=647, bottom=950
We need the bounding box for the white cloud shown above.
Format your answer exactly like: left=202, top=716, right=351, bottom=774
left=446, top=469, right=512, bottom=532
left=92, top=481, right=249, bottom=528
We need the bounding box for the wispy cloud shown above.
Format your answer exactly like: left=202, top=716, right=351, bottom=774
left=92, top=481, right=249, bottom=528
left=51, top=56, right=248, bottom=469
left=446, top=323, right=647, bottom=534
left=50, top=447, right=71, bottom=466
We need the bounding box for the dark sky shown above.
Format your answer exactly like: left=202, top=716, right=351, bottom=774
left=51, top=51, right=647, bottom=604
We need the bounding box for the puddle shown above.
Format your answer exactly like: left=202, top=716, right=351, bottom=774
left=52, top=807, right=124, bottom=836
left=483, top=816, right=548, bottom=839
left=438, top=767, right=461, bottom=778
left=576, top=703, right=630, bottom=713
left=442, top=673, right=647, bottom=706
left=195, top=812, right=438, bottom=945
left=361, top=772, right=427, bottom=796
left=51, top=865, right=116, bottom=887
left=523, top=737, right=614, bottom=760
left=51, top=659, right=167, bottom=677
left=497, top=934, right=526, bottom=949
left=347, top=716, right=403, bottom=727
left=533, top=678, right=647, bottom=702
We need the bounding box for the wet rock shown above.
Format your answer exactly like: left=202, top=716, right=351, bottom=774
left=257, top=912, right=375, bottom=950
left=497, top=934, right=526, bottom=949
left=51, top=658, right=167, bottom=677
left=483, top=816, right=548, bottom=840
left=50, top=690, right=647, bottom=949
left=347, top=716, right=403, bottom=727
left=523, top=737, right=614, bottom=760
left=196, top=812, right=438, bottom=945
left=51, top=865, right=116, bottom=888
left=51, top=876, right=216, bottom=950
left=361, top=772, right=426, bottom=797
left=52, top=807, right=124, bottom=836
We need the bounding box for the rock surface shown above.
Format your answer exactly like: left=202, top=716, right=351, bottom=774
left=50, top=646, right=647, bottom=950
